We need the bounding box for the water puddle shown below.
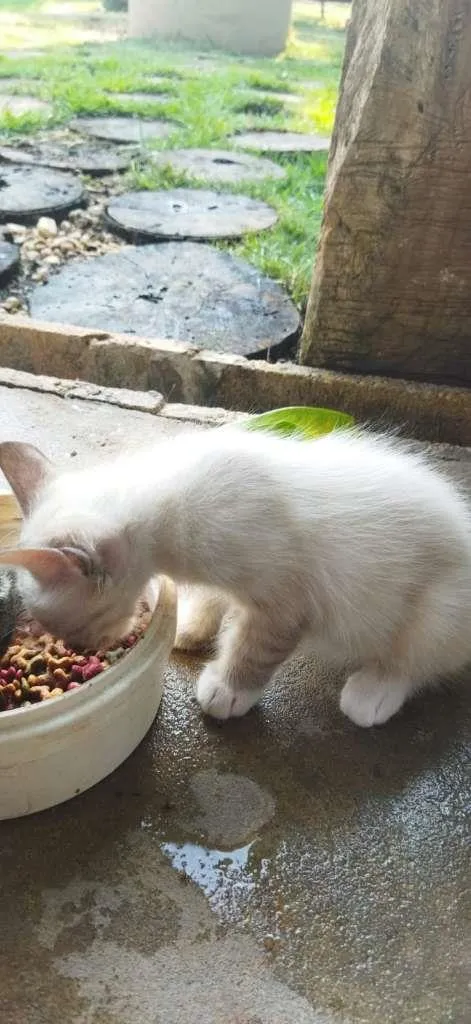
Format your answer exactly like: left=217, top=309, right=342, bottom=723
left=160, top=840, right=256, bottom=916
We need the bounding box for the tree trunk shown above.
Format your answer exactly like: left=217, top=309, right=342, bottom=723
left=301, top=0, right=471, bottom=385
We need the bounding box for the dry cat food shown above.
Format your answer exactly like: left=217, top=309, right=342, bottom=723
left=0, top=606, right=151, bottom=712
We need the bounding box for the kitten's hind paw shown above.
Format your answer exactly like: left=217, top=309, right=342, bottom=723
left=196, top=665, right=261, bottom=720
left=340, top=670, right=412, bottom=727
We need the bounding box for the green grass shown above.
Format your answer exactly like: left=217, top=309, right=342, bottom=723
left=0, top=1, right=348, bottom=310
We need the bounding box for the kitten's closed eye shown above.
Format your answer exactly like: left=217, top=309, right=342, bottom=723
left=60, top=547, right=104, bottom=581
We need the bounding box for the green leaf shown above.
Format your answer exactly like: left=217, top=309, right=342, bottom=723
left=243, top=406, right=354, bottom=440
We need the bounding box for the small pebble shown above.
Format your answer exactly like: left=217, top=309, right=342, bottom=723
left=2, top=296, right=22, bottom=312
left=4, top=222, right=26, bottom=240
left=36, top=216, right=58, bottom=238
left=32, top=268, right=49, bottom=283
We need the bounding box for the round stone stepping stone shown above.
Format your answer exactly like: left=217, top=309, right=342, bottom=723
left=230, top=130, right=331, bottom=153
left=144, top=74, right=176, bottom=85
left=0, top=139, right=133, bottom=175
left=297, top=79, right=325, bottom=91
left=0, top=94, right=51, bottom=116
left=178, top=58, right=224, bottom=74
left=237, top=90, right=302, bottom=111
left=0, top=241, right=19, bottom=283
left=4, top=49, right=45, bottom=60
left=107, top=92, right=170, bottom=105
left=0, top=79, right=22, bottom=91
left=151, top=148, right=286, bottom=184
left=106, top=188, right=278, bottom=241
left=29, top=242, right=300, bottom=357
left=0, top=166, right=84, bottom=224
left=71, top=116, right=175, bottom=144
left=253, top=90, right=302, bottom=105
left=4, top=49, right=45, bottom=58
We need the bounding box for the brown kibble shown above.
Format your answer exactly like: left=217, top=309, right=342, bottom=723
left=29, top=655, right=48, bottom=675
left=52, top=668, right=69, bottom=685
left=10, top=654, right=30, bottom=671
left=48, top=656, right=74, bottom=672
left=28, top=686, right=43, bottom=702
left=2, top=645, right=21, bottom=661
left=48, top=642, right=68, bottom=658
left=27, top=673, right=50, bottom=686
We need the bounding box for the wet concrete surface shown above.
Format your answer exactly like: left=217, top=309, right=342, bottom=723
left=0, top=386, right=469, bottom=1024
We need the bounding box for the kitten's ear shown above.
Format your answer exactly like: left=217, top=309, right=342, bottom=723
left=0, top=548, right=83, bottom=587
left=0, top=442, right=55, bottom=517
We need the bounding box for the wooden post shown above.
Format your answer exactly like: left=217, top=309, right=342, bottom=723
left=300, top=0, right=471, bottom=385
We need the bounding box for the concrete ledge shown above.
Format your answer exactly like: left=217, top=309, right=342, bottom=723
left=0, top=315, right=470, bottom=444
left=0, top=366, right=243, bottom=428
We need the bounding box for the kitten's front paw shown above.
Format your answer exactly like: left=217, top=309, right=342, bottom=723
left=196, top=665, right=261, bottom=720
left=340, top=670, right=409, bottom=727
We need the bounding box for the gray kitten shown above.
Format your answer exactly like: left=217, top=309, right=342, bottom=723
left=0, top=568, right=22, bottom=656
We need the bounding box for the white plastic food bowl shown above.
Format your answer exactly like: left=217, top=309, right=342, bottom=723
left=0, top=493, right=177, bottom=820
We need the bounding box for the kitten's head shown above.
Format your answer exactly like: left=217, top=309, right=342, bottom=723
left=0, top=442, right=142, bottom=649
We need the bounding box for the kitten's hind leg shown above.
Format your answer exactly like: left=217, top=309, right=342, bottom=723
left=174, top=587, right=229, bottom=653
left=197, top=606, right=303, bottom=719
left=340, top=669, right=414, bottom=727
left=339, top=576, right=470, bottom=727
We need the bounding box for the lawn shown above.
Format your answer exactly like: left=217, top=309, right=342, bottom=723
left=0, top=1, right=348, bottom=310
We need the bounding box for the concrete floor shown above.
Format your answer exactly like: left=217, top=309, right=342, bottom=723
left=0, top=385, right=469, bottom=1024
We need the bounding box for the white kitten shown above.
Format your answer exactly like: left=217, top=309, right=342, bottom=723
left=0, top=428, right=470, bottom=728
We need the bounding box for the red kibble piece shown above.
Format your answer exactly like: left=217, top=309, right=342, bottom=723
left=81, top=662, right=104, bottom=682
left=0, top=667, right=16, bottom=682
left=123, top=635, right=136, bottom=648
left=66, top=681, right=81, bottom=691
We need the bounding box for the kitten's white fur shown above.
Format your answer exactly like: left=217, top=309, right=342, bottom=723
left=1, top=428, right=470, bottom=727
